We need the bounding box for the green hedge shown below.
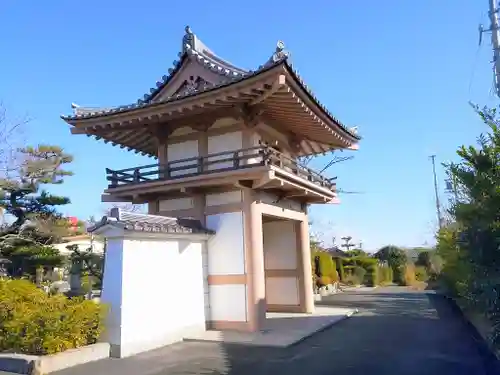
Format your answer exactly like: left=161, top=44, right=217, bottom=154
left=393, top=265, right=406, bottom=285
left=333, top=257, right=345, bottom=281
left=311, top=252, right=339, bottom=285
left=365, top=265, right=378, bottom=286
left=378, top=265, right=393, bottom=284
left=0, top=279, right=108, bottom=355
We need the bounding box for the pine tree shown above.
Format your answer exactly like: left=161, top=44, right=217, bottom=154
left=0, top=145, right=74, bottom=279
left=439, top=104, right=500, bottom=346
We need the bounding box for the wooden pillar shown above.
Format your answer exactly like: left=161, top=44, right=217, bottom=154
left=157, top=140, right=168, bottom=178
left=243, top=189, right=266, bottom=331
left=298, top=218, right=314, bottom=313
left=151, top=123, right=171, bottom=179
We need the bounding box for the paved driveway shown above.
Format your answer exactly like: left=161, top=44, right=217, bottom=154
left=55, top=287, right=495, bottom=375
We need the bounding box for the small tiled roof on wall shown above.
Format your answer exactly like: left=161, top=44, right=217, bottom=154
left=88, top=208, right=215, bottom=235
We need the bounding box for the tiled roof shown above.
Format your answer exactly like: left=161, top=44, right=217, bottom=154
left=88, top=208, right=214, bottom=235
left=324, top=247, right=349, bottom=257
left=64, top=26, right=361, bottom=141
left=141, top=26, right=249, bottom=104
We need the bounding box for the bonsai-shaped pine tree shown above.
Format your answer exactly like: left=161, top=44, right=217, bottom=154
left=0, top=145, right=73, bottom=280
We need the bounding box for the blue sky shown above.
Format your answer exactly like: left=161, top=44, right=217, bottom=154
left=0, top=1, right=495, bottom=251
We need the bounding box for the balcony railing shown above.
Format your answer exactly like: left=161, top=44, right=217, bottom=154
left=106, top=145, right=337, bottom=190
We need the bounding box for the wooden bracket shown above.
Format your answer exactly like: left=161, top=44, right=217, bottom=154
left=239, top=104, right=265, bottom=128
left=288, top=132, right=302, bottom=153
left=189, top=122, right=212, bottom=132
left=249, top=74, right=286, bottom=106
left=149, top=123, right=175, bottom=139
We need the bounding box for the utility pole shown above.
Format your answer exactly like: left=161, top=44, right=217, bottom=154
left=340, top=236, right=355, bottom=252
left=480, top=0, right=500, bottom=97
left=429, top=155, right=443, bottom=229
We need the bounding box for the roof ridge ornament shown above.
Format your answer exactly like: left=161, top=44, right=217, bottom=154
left=271, top=40, right=290, bottom=62
left=183, top=25, right=195, bottom=53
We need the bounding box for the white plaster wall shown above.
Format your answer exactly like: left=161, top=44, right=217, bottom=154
left=208, top=284, right=247, bottom=321
left=263, top=221, right=297, bottom=270
left=266, top=277, right=299, bottom=305
left=101, top=238, right=124, bottom=347
left=159, top=197, right=194, bottom=212
left=207, top=131, right=243, bottom=170
left=206, top=191, right=242, bottom=206
left=205, top=212, right=245, bottom=275
left=102, top=238, right=206, bottom=357
left=167, top=140, right=199, bottom=177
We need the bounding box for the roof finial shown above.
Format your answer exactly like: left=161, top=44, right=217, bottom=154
left=268, top=40, right=290, bottom=64
left=182, top=25, right=195, bottom=53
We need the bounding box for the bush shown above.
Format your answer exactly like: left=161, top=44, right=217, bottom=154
left=312, top=252, right=338, bottom=284
left=393, top=265, right=406, bottom=285
left=0, top=279, right=107, bottom=355
left=353, top=266, right=366, bottom=283
left=374, top=246, right=407, bottom=272
left=365, top=265, right=378, bottom=286
left=378, top=265, right=393, bottom=285
left=319, top=276, right=331, bottom=286
left=334, top=257, right=345, bottom=281
left=415, top=266, right=428, bottom=282
left=403, top=264, right=417, bottom=286
left=343, top=274, right=360, bottom=286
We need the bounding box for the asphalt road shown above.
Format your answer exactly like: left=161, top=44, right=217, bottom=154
left=54, top=287, right=496, bottom=375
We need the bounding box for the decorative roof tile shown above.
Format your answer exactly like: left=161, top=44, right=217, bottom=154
left=88, top=208, right=215, bottom=235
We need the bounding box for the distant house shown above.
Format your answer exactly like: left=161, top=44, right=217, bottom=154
left=52, top=234, right=105, bottom=256
left=324, top=246, right=349, bottom=258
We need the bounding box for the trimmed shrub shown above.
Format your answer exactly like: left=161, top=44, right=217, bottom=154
left=415, top=266, right=428, bottom=282
left=334, top=257, right=345, bottom=281
left=378, top=265, right=393, bottom=285
left=365, top=265, right=378, bottom=286
left=403, top=264, right=417, bottom=286
left=352, top=256, right=378, bottom=270
left=312, top=252, right=338, bottom=286
left=353, top=266, right=366, bottom=283
left=343, top=274, right=359, bottom=286
left=0, top=279, right=107, bottom=355
left=319, top=276, right=332, bottom=286
left=393, top=265, right=406, bottom=285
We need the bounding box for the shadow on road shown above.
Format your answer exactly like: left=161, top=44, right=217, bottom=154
left=54, top=289, right=495, bottom=375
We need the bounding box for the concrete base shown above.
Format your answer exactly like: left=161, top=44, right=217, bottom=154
left=183, top=306, right=356, bottom=347
left=0, top=343, right=110, bottom=374
left=109, top=323, right=206, bottom=358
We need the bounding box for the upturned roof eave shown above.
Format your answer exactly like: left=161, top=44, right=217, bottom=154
left=60, top=60, right=284, bottom=123
left=62, top=60, right=360, bottom=142
left=282, top=61, right=361, bottom=141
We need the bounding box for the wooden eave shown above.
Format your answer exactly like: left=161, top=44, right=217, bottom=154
left=62, top=61, right=360, bottom=157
